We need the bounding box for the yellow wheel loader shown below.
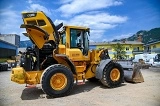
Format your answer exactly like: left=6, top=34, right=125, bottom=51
left=11, top=11, right=125, bottom=97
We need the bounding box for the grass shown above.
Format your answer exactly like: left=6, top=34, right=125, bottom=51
left=0, top=58, right=10, bottom=63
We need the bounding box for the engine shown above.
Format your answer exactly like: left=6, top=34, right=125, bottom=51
left=19, top=43, right=57, bottom=71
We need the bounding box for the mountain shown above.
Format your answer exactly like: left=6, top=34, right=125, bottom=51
left=113, top=27, right=160, bottom=44
left=20, top=40, right=33, bottom=47
left=128, top=28, right=160, bottom=44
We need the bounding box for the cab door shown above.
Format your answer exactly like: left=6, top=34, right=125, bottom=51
left=66, top=28, right=90, bottom=61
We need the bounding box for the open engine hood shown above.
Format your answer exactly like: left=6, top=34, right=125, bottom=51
left=20, top=24, right=49, bottom=49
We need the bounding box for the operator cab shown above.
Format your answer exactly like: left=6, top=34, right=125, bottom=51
left=61, top=27, right=90, bottom=56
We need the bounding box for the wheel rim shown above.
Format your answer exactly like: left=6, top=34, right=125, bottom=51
left=110, top=68, right=120, bottom=81
left=50, top=73, right=67, bottom=90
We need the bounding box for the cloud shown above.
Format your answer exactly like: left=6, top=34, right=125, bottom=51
left=27, top=0, right=33, bottom=4
left=28, top=4, right=52, bottom=15
left=55, top=0, right=127, bottom=41
left=71, top=12, right=127, bottom=29
left=60, top=0, right=73, bottom=4
left=113, top=33, right=133, bottom=40
left=0, top=9, right=21, bottom=32
left=54, top=12, right=127, bottom=41
left=89, top=39, right=95, bottom=42
left=0, top=0, right=128, bottom=42
left=90, top=29, right=104, bottom=39
left=104, top=33, right=133, bottom=41
left=58, top=0, right=122, bottom=16
left=0, top=6, right=28, bottom=41
left=55, top=12, right=127, bottom=28
left=0, top=3, right=54, bottom=41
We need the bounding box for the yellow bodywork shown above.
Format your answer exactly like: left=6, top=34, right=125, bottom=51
left=11, top=66, right=42, bottom=84
left=26, top=28, right=47, bottom=49
left=11, top=67, right=26, bottom=84
left=11, top=11, right=105, bottom=85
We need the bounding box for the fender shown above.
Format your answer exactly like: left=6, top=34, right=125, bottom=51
left=55, top=54, right=77, bottom=75
left=95, top=59, right=112, bottom=79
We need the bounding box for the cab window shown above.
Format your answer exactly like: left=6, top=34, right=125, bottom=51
left=70, top=29, right=83, bottom=48
left=61, top=33, right=66, bottom=45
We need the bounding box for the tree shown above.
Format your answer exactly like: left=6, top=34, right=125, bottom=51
left=112, top=43, right=127, bottom=60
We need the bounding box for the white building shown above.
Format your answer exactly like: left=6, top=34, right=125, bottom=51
left=0, top=34, right=20, bottom=47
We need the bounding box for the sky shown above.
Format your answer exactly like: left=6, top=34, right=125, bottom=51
left=0, top=0, right=160, bottom=42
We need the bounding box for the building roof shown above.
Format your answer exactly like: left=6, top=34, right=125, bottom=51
left=144, top=40, right=160, bottom=46
left=0, top=34, right=20, bottom=37
left=151, top=48, right=160, bottom=53
left=0, top=39, right=17, bottom=47
left=89, top=41, right=144, bottom=45
left=0, top=39, right=17, bottom=51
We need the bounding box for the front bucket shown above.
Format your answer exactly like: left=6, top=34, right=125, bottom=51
left=124, top=64, right=144, bottom=83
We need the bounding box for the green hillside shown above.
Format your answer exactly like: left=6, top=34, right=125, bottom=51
left=127, top=27, right=160, bottom=44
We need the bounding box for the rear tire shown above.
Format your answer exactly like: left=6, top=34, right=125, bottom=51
left=101, top=62, right=124, bottom=87
left=41, top=64, right=74, bottom=97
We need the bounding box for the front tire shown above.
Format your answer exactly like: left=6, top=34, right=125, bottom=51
left=101, top=62, right=124, bottom=88
left=41, top=64, right=74, bottom=97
